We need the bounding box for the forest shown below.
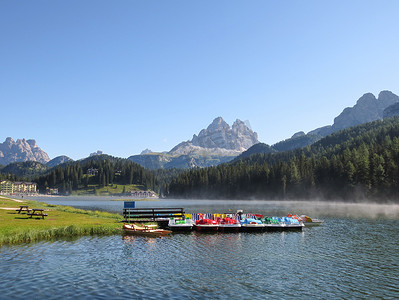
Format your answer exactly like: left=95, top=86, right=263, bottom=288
left=33, top=156, right=158, bottom=195
left=166, top=117, right=399, bottom=202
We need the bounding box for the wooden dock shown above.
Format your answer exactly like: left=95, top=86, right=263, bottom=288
left=123, top=207, right=185, bottom=223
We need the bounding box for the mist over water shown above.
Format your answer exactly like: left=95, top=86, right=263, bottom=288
left=19, top=195, right=399, bottom=220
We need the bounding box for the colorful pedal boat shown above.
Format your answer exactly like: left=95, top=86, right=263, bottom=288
left=194, top=218, right=219, bottom=232
left=240, top=218, right=266, bottom=232
left=218, top=217, right=241, bottom=232
left=168, top=218, right=194, bottom=232
left=263, top=217, right=304, bottom=231
left=299, top=215, right=323, bottom=226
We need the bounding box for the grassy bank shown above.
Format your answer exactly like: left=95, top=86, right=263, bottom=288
left=71, top=184, right=148, bottom=196
left=0, top=196, right=124, bottom=246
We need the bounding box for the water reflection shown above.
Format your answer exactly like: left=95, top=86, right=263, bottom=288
left=1, top=217, right=398, bottom=299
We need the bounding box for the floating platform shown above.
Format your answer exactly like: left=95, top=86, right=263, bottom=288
left=122, top=206, right=316, bottom=235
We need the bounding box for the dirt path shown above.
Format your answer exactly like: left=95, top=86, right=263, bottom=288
left=0, top=196, right=24, bottom=203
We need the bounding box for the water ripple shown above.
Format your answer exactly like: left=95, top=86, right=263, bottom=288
left=1, top=218, right=399, bottom=299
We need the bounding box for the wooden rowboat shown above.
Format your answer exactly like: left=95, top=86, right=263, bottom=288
left=123, top=224, right=172, bottom=237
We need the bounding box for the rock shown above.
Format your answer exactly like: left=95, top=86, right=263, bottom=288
left=0, top=137, right=50, bottom=165
left=130, top=117, right=259, bottom=169
left=291, top=131, right=306, bottom=139
left=140, top=149, right=153, bottom=155
left=190, top=117, right=259, bottom=151
left=46, top=156, right=73, bottom=168
left=308, top=125, right=333, bottom=137
left=332, top=91, right=399, bottom=132
left=383, top=102, right=399, bottom=119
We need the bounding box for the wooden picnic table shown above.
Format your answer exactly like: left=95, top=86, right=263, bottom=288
left=16, top=205, right=31, bottom=214
left=27, top=208, right=48, bottom=219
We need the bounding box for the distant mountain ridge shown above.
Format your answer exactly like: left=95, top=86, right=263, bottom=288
left=309, top=90, right=399, bottom=136
left=2, top=90, right=399, bottom=171
left=238, top=90, right=399, bottom=159
left=129, top=117, right=259, bottom=169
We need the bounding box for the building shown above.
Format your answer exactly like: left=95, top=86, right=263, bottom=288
left=0, top=180, right=13, bottom=194
left=87, top=168, right=99, bottom=175
left=46, top=187, right=59, bottom=195
left=129, top=190, right=158, bottom=198
left=0, top=181, right=37, bottom=194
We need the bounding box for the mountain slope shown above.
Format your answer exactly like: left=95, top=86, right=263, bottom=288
left=0, top=161, right=50, bottom=178
left=46, top=156, right=74, bottom=168
left=242, top=90, right=399, bottom=157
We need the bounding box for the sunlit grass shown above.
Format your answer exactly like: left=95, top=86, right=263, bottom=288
left=0, top=196, right=124, bottom=246
left=72, top=184, right=147, bottom=196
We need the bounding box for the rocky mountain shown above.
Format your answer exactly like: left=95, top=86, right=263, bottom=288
left=331, top=90, right=399, bottom=132
left=309, top=90, right=399, bottom=137
left=0, top=137, right=50, bottom=166
left=129, top=117, right=259, bottom=169
left=383, top=102, right=399, bottom=119
left=277, top=90, right=399, bottom=151
left=46, top=155, right=74, bottom=168
left=190, top=117, right=258, bottom=151
left=238, top=90, right=399, bottom=159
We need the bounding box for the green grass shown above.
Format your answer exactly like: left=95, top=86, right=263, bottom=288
left=72, top=184, right=149, bottom=196
left=0, top=196, right=124, bottom=246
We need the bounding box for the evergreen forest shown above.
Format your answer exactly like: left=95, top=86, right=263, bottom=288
left=34, top=155, right=166, bottom=195
left=167, top=118, right=399, bottom=202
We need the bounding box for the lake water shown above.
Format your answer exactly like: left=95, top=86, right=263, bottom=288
left=1, top=197, right=399, bottom=299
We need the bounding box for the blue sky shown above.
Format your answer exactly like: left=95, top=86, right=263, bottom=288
left=1, top=1, right=399, bottom=160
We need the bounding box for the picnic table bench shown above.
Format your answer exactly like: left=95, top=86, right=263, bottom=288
left=16, top=205, right=31, bottom=214
left=27, top=208, right=48, bottom=219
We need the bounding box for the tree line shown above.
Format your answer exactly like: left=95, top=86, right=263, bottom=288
left=166, top=118, right=399, bottom=202
left=34, top=155, right=160, bottom=195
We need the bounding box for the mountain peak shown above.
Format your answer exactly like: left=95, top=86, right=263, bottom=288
left=332, top=90, right=399, bottom=132
left=0, top=137, right=50, bottom=165
left=207, top=117, right=230, bottom=132
left=190, top=117, right=258, bottom=151
left=140, top=149, right=153, bottom=155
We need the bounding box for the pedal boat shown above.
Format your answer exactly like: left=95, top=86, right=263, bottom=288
left=168, top=218, right=194, bottom=232
left=218, top=217, right=241, bottom=232
left=194, top=218, right=219, bottom=232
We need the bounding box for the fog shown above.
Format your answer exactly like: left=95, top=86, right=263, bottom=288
left=231, top=200, right=399, bottom=219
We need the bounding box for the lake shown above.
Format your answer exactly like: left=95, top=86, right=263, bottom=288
left=1, top=197, right=398, bottom=299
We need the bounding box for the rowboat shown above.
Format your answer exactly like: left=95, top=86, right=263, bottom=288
left=123, top=223, right=172, bottom=237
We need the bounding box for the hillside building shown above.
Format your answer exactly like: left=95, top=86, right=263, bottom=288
left=87, top=168, right=99, bottom=175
